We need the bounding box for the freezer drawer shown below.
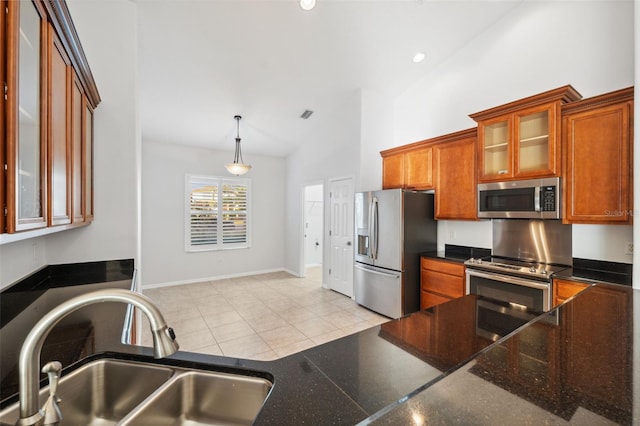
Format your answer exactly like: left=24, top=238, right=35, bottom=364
left=354, top=263, right=402, bottom=319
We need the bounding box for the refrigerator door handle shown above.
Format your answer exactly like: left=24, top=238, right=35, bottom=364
left=371, top=197, right=379, bottom=260
left=355, top=264, right=400, bottom=279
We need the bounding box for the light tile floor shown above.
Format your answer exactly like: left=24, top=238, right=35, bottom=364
left=139, top=268, right=388, bottom=360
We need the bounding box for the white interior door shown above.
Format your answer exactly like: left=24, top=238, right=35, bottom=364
left=329, top=177, right=354, bottom=297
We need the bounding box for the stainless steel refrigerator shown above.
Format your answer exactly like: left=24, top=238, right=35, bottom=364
left=354, top=189, right=437, bottom=319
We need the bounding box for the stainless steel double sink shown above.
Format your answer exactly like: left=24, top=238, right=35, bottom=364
left=0, top=358, right=273, bottom=425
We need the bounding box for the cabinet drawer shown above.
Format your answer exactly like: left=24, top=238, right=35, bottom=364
left=421, top=258, right=464, bottom=276
left=555, top=280, right=589, bottom=300
left=420, top=291, right=452, bottom=310
left=421, top=270, right=464, bottom=298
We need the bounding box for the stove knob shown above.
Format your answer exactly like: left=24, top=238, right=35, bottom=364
left=529, top=266, right=537, bottom=273
left=541, top=270, right=548, bottom=275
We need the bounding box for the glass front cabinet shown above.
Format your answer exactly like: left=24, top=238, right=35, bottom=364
left=471, top=86, right=582, bottom=182
left=2, top=0, right=100, bottom=236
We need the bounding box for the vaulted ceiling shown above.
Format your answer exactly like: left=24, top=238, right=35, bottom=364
left=136, top=0, right=523, bottom=157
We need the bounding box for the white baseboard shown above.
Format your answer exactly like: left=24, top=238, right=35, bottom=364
left=142, top=267, right=288, bottom=289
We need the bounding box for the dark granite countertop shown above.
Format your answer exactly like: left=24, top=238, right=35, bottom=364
left=421, top=244, right=491, bottom=264
left=371, top=282, right=635, bottom=425
left=553, top=258, right=633, bottom=287
left=1, top=261, right=636, bottom=425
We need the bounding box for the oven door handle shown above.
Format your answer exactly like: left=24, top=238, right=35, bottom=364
left=465, top=269, right=551, bottom=293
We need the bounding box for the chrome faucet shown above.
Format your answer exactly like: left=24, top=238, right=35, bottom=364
left=16, top=289, right=179, bottom=426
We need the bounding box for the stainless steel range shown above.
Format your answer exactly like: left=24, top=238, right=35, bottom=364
left=464, top=219, right=572, bottom=313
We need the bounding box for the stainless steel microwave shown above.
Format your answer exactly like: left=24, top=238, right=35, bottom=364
left=477, top=177, right=561, bottom=219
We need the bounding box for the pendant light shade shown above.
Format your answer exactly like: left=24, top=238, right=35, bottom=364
left=225, top=115, right=251, bottom=176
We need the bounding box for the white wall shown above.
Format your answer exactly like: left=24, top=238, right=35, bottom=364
left=0, top=238, right=47, bottom=289
left=359, top=89, right=394, bottom=193
left=141, top=141, right=286, bottom=287
left=45, top=0, right=140, bottom=265
left=284, top=90, right=361, bottom=280
left=386, top=0, right=634, bottom=260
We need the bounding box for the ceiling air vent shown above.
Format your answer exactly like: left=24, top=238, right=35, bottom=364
left=300, top=110, right=314, bottom=119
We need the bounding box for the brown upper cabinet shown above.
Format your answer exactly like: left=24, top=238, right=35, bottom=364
left=5, top=0, right=49, bottom=232
left=3, top=0, right=100, bottom=235
left=470, top=86, right=582, bottom=182
left=433, top=129, right=477, bottom=220
left=381, top=129, right=477, bottom=220
left=381, top=143, right=434, bottom=190
left=562, top=87, right=633, bottom=225
left=0, top=0, right=6, bottom=235
left=48, top=29, right=72, bottom=226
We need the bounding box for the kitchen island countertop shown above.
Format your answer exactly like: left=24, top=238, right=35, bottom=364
left=1, top=265, right=636, bottom=425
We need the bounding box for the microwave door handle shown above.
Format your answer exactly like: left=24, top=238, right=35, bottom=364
left=534, top=186, right=541, bottom=212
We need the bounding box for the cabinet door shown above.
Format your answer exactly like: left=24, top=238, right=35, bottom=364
left=405, top=146, right=433, bottom=190
left=71, top=75, right=84, bottom=224
left=84, top=102, right=94, bottom=221
left=435, top=136, right=477, bottom=220
left=514, top=103, right=559, bottom=178
left=48, top=29, right=72, bottom=226
left=563, top=101, right=632, bottom=224
left=563, top=285, right=632, bottom=412
left=382, top=153, right=404, bottom=189
left=0, top=0, right=6, bottom=233
left=420, top=258, right=465, bottom=309
left=478, top=116, right=511, bottom=180
left=5, top=0, right=48, bottom=232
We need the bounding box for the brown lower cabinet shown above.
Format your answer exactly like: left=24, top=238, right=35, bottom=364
left=420, top=257, right=465, bottom=309
left=552, top=278, right=589, bottom=306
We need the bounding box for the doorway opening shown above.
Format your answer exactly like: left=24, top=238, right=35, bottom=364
left=303, top=184, right=324, bottom=286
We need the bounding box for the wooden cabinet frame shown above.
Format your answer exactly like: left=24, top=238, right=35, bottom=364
left=433, top=128, right=477, bottom=220
left=381, top=142, right=434, bottom=190
left=83, top=101, right=94, bottom=222
left=71, top=72, right=85, bottom=224
left=561, top=87, right=633, bottom=225
left=0, top=0, right=6, bottom=234
left=2, top=0, right=99, bottom=236
left=48, top=28, right=72, bottom=226
left=5, top=0, right=49, bottom=232
left=470, top=85, right=582, bottom=182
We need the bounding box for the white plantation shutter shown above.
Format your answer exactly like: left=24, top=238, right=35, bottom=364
left=186, top=175, right=250, bottom=251
left=222, top=182, right=248, bottom=244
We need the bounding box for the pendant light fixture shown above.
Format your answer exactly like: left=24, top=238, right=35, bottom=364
left=225, top=115, right=251, bottom=176
left=300, top=0, right=316, bottom=10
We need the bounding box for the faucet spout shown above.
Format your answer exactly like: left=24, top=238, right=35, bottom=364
left=16, top=289, right=179, bottom=425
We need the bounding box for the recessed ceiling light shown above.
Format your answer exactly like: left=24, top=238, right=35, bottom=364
left=412, top=52, right=426, bottom=63
left=300, top=0, right=316, bottom=11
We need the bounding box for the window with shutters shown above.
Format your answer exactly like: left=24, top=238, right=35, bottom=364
left=185, top=174, right=250, bottom=251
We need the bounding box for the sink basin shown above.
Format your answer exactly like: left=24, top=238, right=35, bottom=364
left=0, top=358, right=272, bottom=426
left=120, top=371, right=273, bottom=425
